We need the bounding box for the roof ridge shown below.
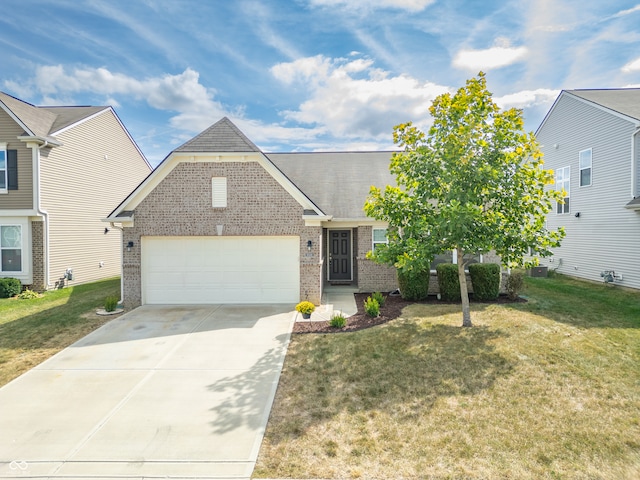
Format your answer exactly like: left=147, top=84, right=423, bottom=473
left=174, top=117, right=261, bottom=153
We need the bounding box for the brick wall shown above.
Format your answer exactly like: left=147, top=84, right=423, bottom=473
left=355, top=225, right=398, bottom=292
left=122, top=161, right=321, bottom=308
left=30, top=220, right=46, bottom=292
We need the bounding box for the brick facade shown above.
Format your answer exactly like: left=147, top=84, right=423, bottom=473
left=355, top=226, right=398, bottom=292
left=122, top=161, right=322, bottom=308
left=30, top=220, right=46, bottom=292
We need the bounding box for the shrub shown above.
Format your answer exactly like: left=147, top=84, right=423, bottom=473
left=329, top=311, right=347, bottom=328
left=364, top=296, right=380, bottom=317
left=295, top=301, right=315, bottom=315
left=0, top=277, right=21, bottom=298
left=396, top=268, right=429, bottom=301
left=104, top=295, right=119, bottom=312
left=506, top=270, right=525, bottom=300
left=436, top=263, right=461, bottom=301
left=469, top=263, right=501, bottom=301
left=371, top=291, right=385, bottom=307
left=18, top=289, right=40, bottom=300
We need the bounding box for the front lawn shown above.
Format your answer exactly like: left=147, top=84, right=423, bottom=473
left=254, top=275, right=640, bottom=479
left=0, top=278, right=120, bottom=386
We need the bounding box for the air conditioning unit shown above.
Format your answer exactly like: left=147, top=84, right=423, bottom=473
left=530, top=266, right=548, bottom=277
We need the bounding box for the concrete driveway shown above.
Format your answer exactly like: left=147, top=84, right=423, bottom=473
left=0, top=304, right=295, bottom=479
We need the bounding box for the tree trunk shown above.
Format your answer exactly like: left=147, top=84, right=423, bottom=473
left=457, top=247, right=472, bottom=327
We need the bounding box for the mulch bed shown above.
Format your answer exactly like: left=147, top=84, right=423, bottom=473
left=292, top=292, right=526, bottom=334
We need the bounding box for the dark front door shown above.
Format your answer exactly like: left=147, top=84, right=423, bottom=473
left=328, top=230, right=352, bottom=281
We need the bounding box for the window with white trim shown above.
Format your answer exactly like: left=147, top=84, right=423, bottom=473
left=579, top=148, right=592, bottom=187
left=0, top=144, right=6, bottom=192
left=372, top=228, right=388, bottom=250
left=211, top=177, right=227, bottom=208
left=556, top=166, right=570, bottom=214
left=1, top=225, right=22, bottom=272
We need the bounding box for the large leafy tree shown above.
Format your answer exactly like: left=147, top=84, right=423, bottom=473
left=365, top=73, right=564, bottom=327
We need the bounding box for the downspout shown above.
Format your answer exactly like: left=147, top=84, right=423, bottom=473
left=632, top=126, right=640, bottom=199
left=34, top=141, right=50, bottom=289
left=110, top=222, right=125, bottom=303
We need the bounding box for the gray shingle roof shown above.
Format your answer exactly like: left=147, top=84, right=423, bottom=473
left=0, top=91, right=109, bottom=138
left=568, top=89, right=640, bottom=122
left=43, top=106, right=108, bottom=133
left=174, top=117, right=260, bottom=153
left=268, top=151, right=396, bottom=219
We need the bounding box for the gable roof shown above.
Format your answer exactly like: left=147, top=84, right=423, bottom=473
left=107, top=117, right=325, bottom=220
left=566, top=89, right=640, bottom=122
left=0, top=91, right=111, bottom=142
left=174, top=117, right=260, bottom=153
left=268, top=152, right=395, bottom=220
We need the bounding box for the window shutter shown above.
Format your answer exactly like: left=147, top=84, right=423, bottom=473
left=7, top=150, right=18, bottom=190
left=211, top=177, right=227, bottom=208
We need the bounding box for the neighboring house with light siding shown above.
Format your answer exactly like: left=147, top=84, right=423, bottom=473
left=536, top=88, right=640, bottom=289
left=0, top=92, right=151, bottom=290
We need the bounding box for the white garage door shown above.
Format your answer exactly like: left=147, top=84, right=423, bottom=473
left=141, top=236, right=300, bottom=304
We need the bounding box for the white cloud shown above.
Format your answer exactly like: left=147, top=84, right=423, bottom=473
left=29, top=65, right=227, bottom=132
left=308, top=0, right=434, bottom=12
left=271, top=55, right=450, bottom=138
left=453, top=38, right=529, bottom=71
left=494, top=88, right=559, bottom=109
left=622, top=57, right=640, bottom=73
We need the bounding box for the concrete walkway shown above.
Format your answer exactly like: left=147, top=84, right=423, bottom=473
left=0, top=304, right=295, bottom=479
left=301, top=285, right=359, bottom=322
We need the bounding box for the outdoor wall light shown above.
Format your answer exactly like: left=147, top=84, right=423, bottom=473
left=127, top=241, right=134, bottom=252
left=307, top=240, right=313, bottom=251
left=575, top=212, right=581, bottom=218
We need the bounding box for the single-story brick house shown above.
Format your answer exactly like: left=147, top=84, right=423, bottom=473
left=107, top=118, right=507, bottom=308
left=106, top=117, right=402, bottom=308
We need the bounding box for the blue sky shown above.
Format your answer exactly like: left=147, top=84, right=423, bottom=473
left=2, top=0, right=640, bottom=166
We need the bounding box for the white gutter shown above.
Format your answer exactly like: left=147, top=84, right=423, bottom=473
left=34, top=142, right=51, bottom=289
left=109, top=222, right=125, bottom=303
left=632, top=126, right=640, bottom=198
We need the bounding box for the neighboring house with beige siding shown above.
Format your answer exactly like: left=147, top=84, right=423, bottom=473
left=536, top=88, right=640, bottom=289
left=0, top=92, right=151, bottom=290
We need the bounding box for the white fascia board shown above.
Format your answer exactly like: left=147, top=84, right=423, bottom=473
left=304, top=215, right=333, bottom=226
left=0, top=209, right=40, bottom=217
left=326, top=218, right=389, bottom=226
left=17, top=135, right=63, bottom=147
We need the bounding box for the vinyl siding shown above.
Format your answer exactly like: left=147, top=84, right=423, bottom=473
left=0, top=108, right=33, bottom=209
left=537, top=93, right=640, bottom=289
left=40, top=109, right=151, bottom=287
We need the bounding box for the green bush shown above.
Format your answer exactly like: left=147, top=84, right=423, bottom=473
left=364, top=296, right=380, bottom=317
left=329, top=312, right=347, bottom=328
left=469, top=263, right=501, bottom=301
left=506, top=270, right=525, bottom=300
left=371, top=291, right=385, bottom=307
left=18, top=289, right=40, bottom=300
left=0, top=277, right=22, bottom=298
left=104, top=295, right=119, bottom=312
left=396, top=268, right=429, bottom=301
left=436, top=263, right=461, bottom=301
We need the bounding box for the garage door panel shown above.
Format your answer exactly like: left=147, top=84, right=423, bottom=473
left=142, top=236, right=300, bottom=304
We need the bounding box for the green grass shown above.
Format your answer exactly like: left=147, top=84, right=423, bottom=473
left=0, top=278, right=120, bottom=386
left=254, top=275, right=640, bottom=479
